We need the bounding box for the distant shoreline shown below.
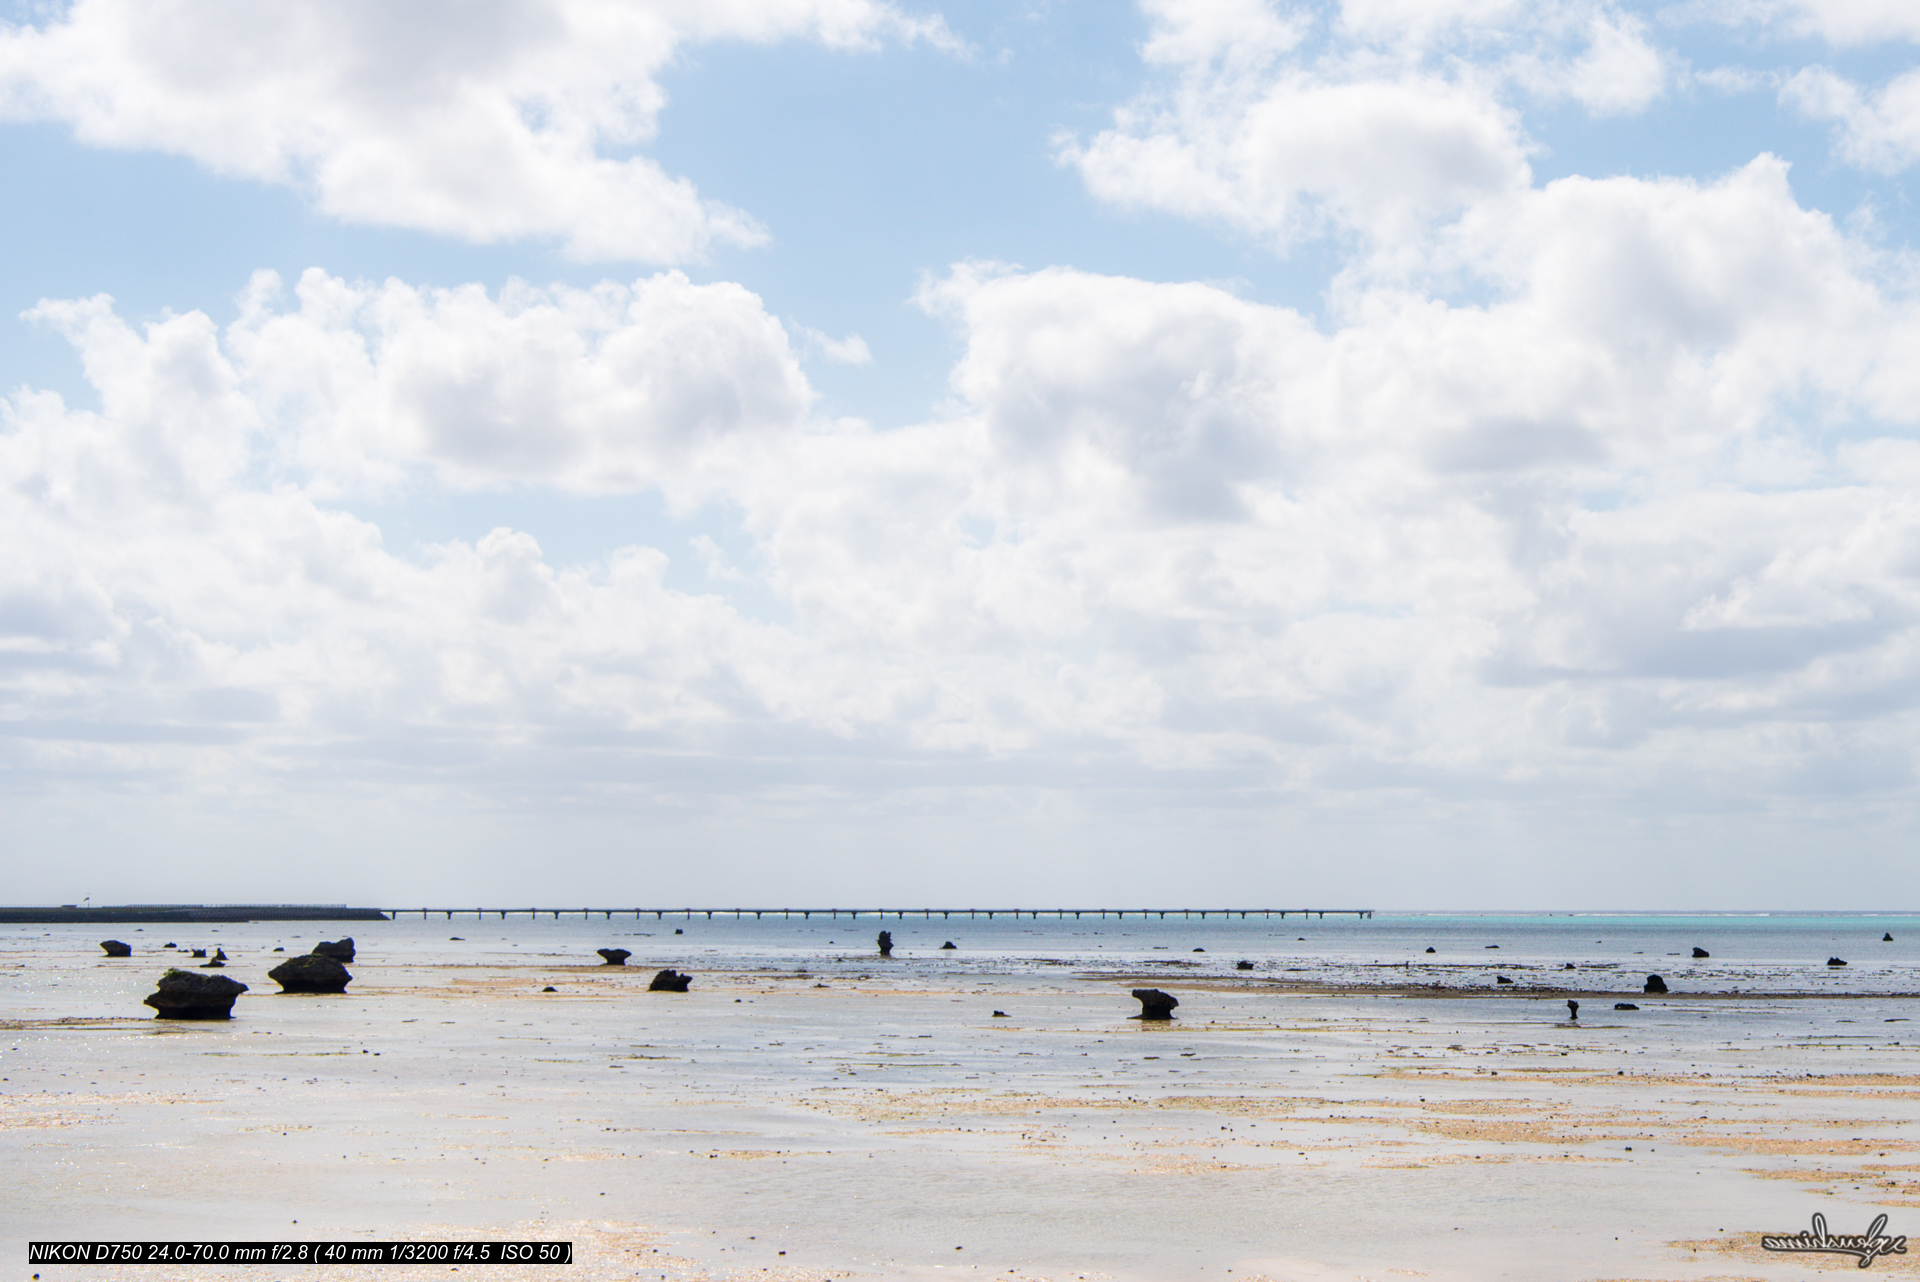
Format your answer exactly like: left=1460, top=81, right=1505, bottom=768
left=0, top=905, right=390, bottom=924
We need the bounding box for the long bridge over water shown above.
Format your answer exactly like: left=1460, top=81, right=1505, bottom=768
left=0, top=903, right=1374, bottom=924
left=384, top=907, right=1375, bottom=922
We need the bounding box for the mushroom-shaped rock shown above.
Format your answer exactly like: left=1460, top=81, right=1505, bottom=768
left=312, top=938, right=355, bottom=963
left=1692, top=947, right=1710, bottom=958
left=597, top=948, right=631, bottom=966
left=143, top=969, right=248, bottom=1020
left=100, top=940, right=132, bottom=957
left=940, top=941, right=957, bottom=950
left=1644, top=974, right=1668, bottom=994
left=1614, top=1002, right=1639, bottom=1011
left=649, top=968, right=691, bottom=992
left=1131, top=988, right=1178, bottom=1020
left=1828, top=957, right=1848, bottom=966
left=877, top=931, right=893, bottom=958
left=268, top=954, right=352, bottom=994
left=1567, top=1000, right=1580, bottom=1021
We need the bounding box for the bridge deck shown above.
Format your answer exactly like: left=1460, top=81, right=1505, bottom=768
left=384, top=907, right=1374, bottom=921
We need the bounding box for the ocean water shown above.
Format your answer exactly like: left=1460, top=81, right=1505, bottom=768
left=9, top=911, right=1918, bottom=1023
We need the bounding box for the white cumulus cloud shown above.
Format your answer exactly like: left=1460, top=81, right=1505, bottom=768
left=1061, top=0, right=1679, bottom=251
left=24, top=268, right=817, bottom=500
left=6, top=148, right=1920, bottom=853
left=0, top=0, right=953, bottom=261
left=1783, top=65, right=1920, bottom=173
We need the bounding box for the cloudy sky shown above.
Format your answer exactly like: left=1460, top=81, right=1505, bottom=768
left=3, top=0, right=1918, bottom=910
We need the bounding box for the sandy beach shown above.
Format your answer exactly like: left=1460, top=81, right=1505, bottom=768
left=5, top=919, right=1919, bottom=1281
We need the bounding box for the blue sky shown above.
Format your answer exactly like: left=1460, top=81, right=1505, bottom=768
left=3, top=0, right=1920, bottom=908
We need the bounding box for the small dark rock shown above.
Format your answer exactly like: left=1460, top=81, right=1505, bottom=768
left=673, top=928, right=683, bottom=935
left=100, top=940, right=132, bottom=957
left=1563, top=963, right=1576, bottom=969
left=1614, top=1002, right=1639, bottom=1011
left=1644, top=974, right=1668, bottom=994
left=144, top=969, right=248, bottom=1020
left=542, top=986, right=557, bottom=992
left=199, top=958, right=226, bottom=968
left=1692, top=947, right=1709, bottom=958
left=214, top=948, right=227, bottom=961
left=1886, top=933, right=1895, bottom=942
left=163, top=942, right=176, bottom=948
left=1828, top=957, right=1847, bottom=966
left=450, top=936, right=463, bottom=941
left=1495, top=975, right=1514, bottom=985
left=877, top=931, right=893, bottom=958
left=312, top=938, right=355, bottom=963
left=272, top=946, right=284, bottom=952
left=1131, top=988, right=1178, bottom=1020
left=992, top=1010, right=1008, bottom=1017
left=1567, top=999, right=1579, bottom=1020
left=1425, top=947, right=1436, bottom=953
left=941, top=941, right=957, bottom=950
left=190, top=948, right=207, bottom=958
left=1235, top=960, right=1254, bottom=970
left=1485, top=944, right=1500, bottom=949
left=597, top=948, right=631, bottom=966
left=268, top=954, right=351, bottom=994
left=649, top=969, right=691, bottom=992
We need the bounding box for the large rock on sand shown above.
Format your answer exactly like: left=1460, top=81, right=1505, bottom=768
left=144, top=969, right=248, bottom=1020
left=312, top=938, right=355, bottom=963
left=268, top=954, right=352, bottom=993
left=1644, top=974, right=1668, bottom=994
left=877, top=931, right=893, bottom=957
left=597, top=948, right=631, bottom=966
left=649, top=968, right=692, bottom=992
left=1131, top=988, right=1179, bottom=1020
left=100, top=940, right=132, bottom=957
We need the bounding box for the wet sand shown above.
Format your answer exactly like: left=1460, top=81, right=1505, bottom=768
left=5, top=933, right=1920, bottom=1281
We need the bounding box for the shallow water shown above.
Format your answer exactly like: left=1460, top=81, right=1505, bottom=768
left=9, top=911, right=1916, bottom=1019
